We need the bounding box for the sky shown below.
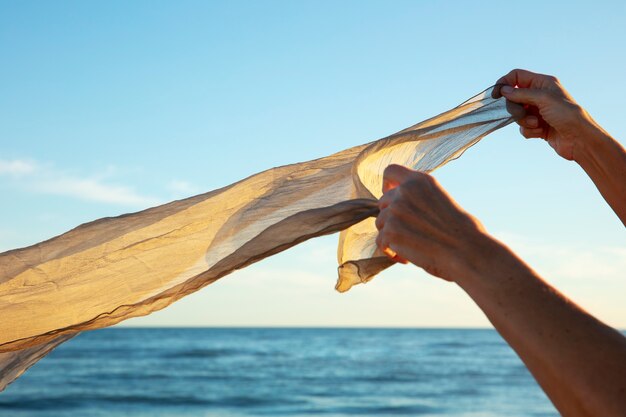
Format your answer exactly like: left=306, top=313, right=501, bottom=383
left=1, top=0, right=625, bottom=328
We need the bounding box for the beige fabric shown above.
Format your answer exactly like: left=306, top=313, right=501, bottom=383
left=0, top=86, right=515, bottom=390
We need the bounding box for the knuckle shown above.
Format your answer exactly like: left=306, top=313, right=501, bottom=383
left=414, top=171, right=432, bottom=182
left=421, top=174, right=439, bottom=191
left=382, top=165, right=394, bottom=177
left=546, top=75, right=559, bottom=84
left=426, top=174, right=440, bottom=188
left=383, top=164, right=401, bottom=179
left=570, top=103, right=585, bottom=119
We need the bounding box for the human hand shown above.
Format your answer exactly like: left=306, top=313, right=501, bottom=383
left=496, top=69, right=598, bottom=161
left=375, top=164, right=493, bottom=282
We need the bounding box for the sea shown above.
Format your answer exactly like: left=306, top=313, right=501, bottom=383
left=0, top=328, right=559, bottom=417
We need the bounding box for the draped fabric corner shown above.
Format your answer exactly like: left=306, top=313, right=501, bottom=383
left=0, top=86, right=516, bottom=390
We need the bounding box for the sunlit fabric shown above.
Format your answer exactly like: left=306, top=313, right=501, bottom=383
left=0, top=86, right=518, bottom=390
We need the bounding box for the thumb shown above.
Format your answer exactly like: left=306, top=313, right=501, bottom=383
left=382, top=164, right=414, bottom=193
left=500, top=85, right=551, bottom=107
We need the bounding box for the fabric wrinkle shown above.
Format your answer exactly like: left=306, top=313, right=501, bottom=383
left=0, top=86, right=514, bottom=390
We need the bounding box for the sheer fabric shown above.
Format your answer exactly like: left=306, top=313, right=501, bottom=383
left=0, top=86, right=518, bottom=390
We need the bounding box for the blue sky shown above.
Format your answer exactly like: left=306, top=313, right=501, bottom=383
left=1, top=1, right=625, bottom=327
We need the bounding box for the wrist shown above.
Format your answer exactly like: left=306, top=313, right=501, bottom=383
left=572, top=110, right=614, bottom=166
left=453, top=232, right=534, bottom=293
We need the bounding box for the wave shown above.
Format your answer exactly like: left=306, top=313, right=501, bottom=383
left=163, top=347, right=253, bottom=359
left=0, top=394, right=303, bottom=410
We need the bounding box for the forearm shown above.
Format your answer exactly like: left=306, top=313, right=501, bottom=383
left=456, top=236, right=626, bottom=417
left=574, top=117, right=626, bottom=226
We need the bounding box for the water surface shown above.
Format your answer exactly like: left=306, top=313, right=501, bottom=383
left=0, top=328, right=558, bottom=416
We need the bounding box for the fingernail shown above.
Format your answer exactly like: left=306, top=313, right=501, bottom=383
left=501, top=85, right=514, bottom=95
left=527, top=116, right=538, bottom=127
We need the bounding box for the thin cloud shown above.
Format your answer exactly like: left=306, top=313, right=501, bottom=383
left=35, top=177, right=161, bottom=207
left=167, top=180, right=200, bottom=197
left=495, top=231, right=626, bottom=283
left=0, top=159, right=36, bottom=176
left=0, top=158, right=160, bottom=207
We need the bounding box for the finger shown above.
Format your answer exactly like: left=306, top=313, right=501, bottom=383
left=500, top=86, right=552, bottom=107
left=519, top=126, right=546, bottom=139
left=505, top=99, right=527, bottom=121
left=382, top=245, right=397, bottom=258
left=391, top=252, right=409, bottom=264
left=496, top=68, right=557, bottom=89
left=378, top=188, right=396, bottom=210
left=384, top=238, right=446, bottom=277
left=382, top=178, right=399, bottom=194
left=376, top=229, right=396, bottom=255
left=394, top=254, right=408, bottom=264
left=375, top=207, right=389, bottom=230
left=518, top=115, right=539, bottom=129
left=375, top=231, right=387, bottom=252
left=378, top=232, right=418, bottom=267
left=382, top=164, right=414, bottom=193
left=382, top=243, right=408, bottom=264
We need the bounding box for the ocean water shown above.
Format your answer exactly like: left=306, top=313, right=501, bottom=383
left=0, top=328, right=558, bottom=417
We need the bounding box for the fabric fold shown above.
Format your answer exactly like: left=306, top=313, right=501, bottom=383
left=0, top=86, right=515, bottom=390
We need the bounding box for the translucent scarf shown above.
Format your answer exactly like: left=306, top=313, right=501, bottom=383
left=0, top=86, right=519, bottom=390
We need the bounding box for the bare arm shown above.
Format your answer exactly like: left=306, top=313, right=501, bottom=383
left=497, top=69, right=626, bottom=226
left=459, top=238, right=626, bottom=417
left=376, top=71, right=626, bottom=415
left=576, top=127, right=626, bottom=225
left=376, top=163, right=626, bottom=416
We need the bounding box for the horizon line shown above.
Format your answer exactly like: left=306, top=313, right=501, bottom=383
left=111, top=325, right=626, bottom=331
